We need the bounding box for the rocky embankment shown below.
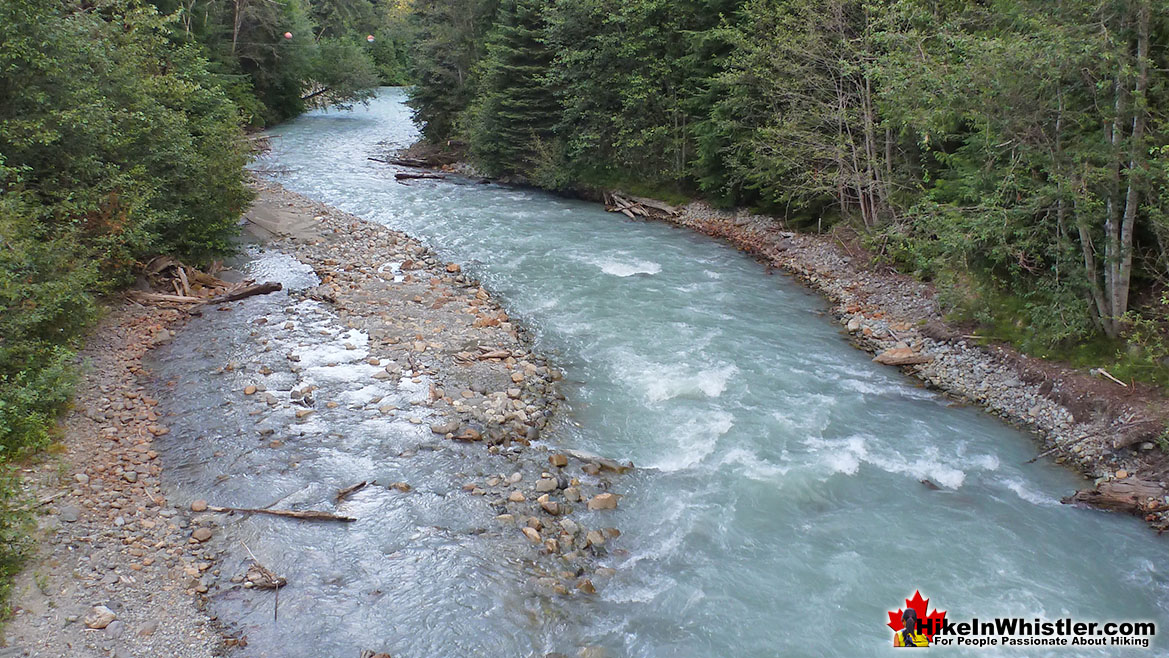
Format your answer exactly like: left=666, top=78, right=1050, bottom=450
left=3, top=307, right=223, bottom=657
left=3, top=181, right=627, bottom=657
left=658, top=201, right=1169, bottom=530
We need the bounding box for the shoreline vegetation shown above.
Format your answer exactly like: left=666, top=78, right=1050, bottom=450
left=0, top=0, right=410, bottom=619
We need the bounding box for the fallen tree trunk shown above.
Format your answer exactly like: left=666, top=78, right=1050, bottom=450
left=206, top=281, right=282, bottom=304
left=1062, top=477, right=1166, bottom=515
left=207, top=506, right=356, bottom=522
left=395, top=172, right=445, bottom=181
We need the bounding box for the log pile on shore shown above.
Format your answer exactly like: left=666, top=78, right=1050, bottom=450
left=603, top=191, right=680, bottom=220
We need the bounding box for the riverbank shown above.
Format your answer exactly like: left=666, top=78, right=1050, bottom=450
left=398, top=141, right=1169, bottom=532
left=659, top=201, right=1169, bottom=528
left=1, top=303, right=222, bottom=657
left=2, top=181, right=626, bottom=656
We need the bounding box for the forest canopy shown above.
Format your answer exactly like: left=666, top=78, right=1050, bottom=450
left=407, top=0, right=1169, bottom=381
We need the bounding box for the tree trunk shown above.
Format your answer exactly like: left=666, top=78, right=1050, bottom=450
left=1116, top=1, right=1151, bottom=322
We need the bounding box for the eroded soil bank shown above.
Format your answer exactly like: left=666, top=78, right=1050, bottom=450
left=3, top=181, right=624, bottom=657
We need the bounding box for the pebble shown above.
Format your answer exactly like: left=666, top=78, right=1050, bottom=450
left=521, top=527, right=541, bottom=543
left=508, top=491, right=526, bottom=503
left=59, top=505, right=81, bottom=523
left=587, top=493, right=619, bottom=510
left=549, top=454, right=568, bottom=468
left=84, top=605, right=117, bottom=629
left=190, top=499, right=208, bottom=512
left=192, top=527, right=213, bottom=542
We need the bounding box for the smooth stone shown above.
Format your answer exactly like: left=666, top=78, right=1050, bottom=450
left=587, top=493, right=618, bottom=510
left=84, top=605, right=117, bottom=629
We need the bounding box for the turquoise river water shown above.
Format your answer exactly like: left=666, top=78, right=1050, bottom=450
left=157, top=88, right=1169, bottom=657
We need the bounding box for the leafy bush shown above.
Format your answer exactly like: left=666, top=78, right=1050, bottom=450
left=0, top=0, right=253, bottom=607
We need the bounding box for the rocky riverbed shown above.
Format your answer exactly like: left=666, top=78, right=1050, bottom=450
left=3, top=181, right=627, bottom=657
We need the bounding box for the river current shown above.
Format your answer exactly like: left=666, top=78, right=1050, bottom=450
left=156, top=88, right=1169, bottom=657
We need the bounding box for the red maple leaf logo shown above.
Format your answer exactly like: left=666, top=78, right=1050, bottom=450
left=887, top=590, right=947, bottom=642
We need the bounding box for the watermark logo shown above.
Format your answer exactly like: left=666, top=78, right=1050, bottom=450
left=887, top=590, right=946, bottom=647
left=885, top=591, right=1156, bottom=649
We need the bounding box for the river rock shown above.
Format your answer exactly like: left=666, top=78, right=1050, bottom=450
left=430, top=421, right=459, bottom=434
left=85, top=605, right=117, bottom=629
left=549, top=454, right=568, bottom=468
left=521, top=527, right=541, bottom=543
left=873, top=345, right=933, bottom=366
left=587, top=493, right=618, bottom=510
left=192, top=527, right=213, bottom=543
left=190, top=499, right=208, bottom=512
left=535, top=478, right=558, bottom=493
left=508, top=491, right=526, bottom=503
left=59, top=505, right=81, bottom=523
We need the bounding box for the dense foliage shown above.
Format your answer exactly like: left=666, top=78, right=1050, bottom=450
left=148, top=0, right=413, bottom=125
left=0, top=0, right=403, bottom=610
left=408, top=0, right=1169, bottom=376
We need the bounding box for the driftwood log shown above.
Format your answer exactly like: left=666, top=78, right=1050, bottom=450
left=395, top=172, right=445, bottom=181
left=1063, top=477, right=1166, bottom=515
left=127, top=281, right=282, bottom=306
left=207, top=506, right=356, bottom=522
left=335, top=481, right=369, bottom=503
left=368, top=156, right=431, bottom=168
left=604, top=192, right=681, bottom=219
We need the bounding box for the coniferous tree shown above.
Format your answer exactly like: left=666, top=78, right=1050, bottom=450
left=467, top=0, right=558, bottom=177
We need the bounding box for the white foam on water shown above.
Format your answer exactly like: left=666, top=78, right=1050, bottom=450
left=650, top=411, right=735, bottom=472
left=305, top=362, right=380, bottom=384
left=866, top=451, right=967, bottom=489
left=337, top=384, right=389, bottom=406
left=293, top=329, right=370, bottom=368
left=802, top=434, right=982, bottom=489
left=717, top=447, right=791, bottom=481
left=771, top=392, right=836, bottom=435
left=576, top=252, right=662, bottom=277
left=637, top=364, right=739, bottom=403
left=804, top=435, right=869, bottom=476
left=599, top=259, right=662, bottom=277
left=1001, top=478, right=1061, bottom=507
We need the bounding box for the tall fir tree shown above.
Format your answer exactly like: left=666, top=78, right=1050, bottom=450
left=467, top=0, right=558, bottom=177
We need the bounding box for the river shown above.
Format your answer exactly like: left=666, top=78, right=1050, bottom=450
left=155, top=88, right=1169, bottom=657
